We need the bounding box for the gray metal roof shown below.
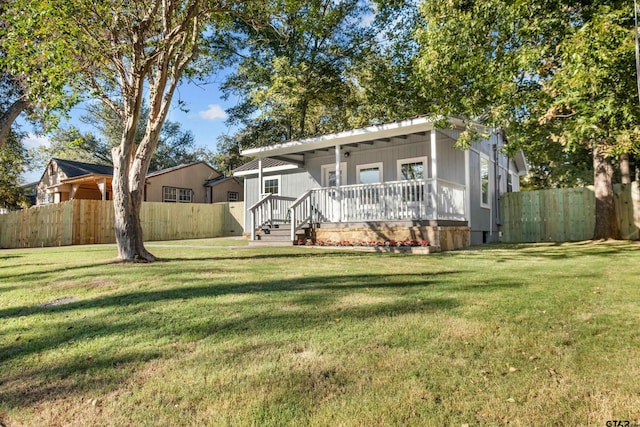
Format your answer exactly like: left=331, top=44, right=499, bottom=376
left=232, top=158, right=296, bottom=174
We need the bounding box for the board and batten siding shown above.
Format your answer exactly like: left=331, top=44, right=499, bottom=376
left=305, top=129, right=466, bottom=186
left=243, top=169, right=318, bottom=231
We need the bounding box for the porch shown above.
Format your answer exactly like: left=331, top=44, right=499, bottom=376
left=249, top=178, right=466, bottom=244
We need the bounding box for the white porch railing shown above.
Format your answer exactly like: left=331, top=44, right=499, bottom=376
left=248, top=194, right=296, bottom=240
left=287, top=179, right=466, bottom=239
left=249, top=181, right=466, bottom=240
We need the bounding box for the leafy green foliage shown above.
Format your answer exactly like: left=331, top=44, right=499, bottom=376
left=222, top=0, right=399, bottom=149
left=0, top=129, right=29, bottom=209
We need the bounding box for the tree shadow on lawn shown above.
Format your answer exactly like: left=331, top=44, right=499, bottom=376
left=0, top=270, right=460, bottom=320
left=457, top=241, right=640, bottom=262
left=0, top=272, right=459, bottom=411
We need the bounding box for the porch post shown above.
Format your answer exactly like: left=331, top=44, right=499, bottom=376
left=97, top=178, right=107, bottom=201
left=430, top=129, right=438, bottom=220
left=464, top=149, right=471, bottom=223
left=258, top=158, right=263, bottom=200
left=335, top=144, right=342, bottom=222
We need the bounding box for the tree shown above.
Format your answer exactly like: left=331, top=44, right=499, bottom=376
left=221, top=0, right=376, bottom=148
left=0, top=129, right=29, bottom=209
left=2, top=0, right=250, bottom=261
left=415, top=0, right=640, bottom=239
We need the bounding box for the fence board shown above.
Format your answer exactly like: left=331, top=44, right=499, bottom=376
left=501, top=183, right=640, bottom=243
left=0, top=200, right=243, bottom=249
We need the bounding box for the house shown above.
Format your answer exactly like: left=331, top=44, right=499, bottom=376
left=37, top=158, right=243, bottom=205
left=233, top=116, right=527, bottom=250
left=37, top=158, right=114, bottom=205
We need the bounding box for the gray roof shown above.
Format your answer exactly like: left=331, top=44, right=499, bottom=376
left=232, top=158, right=295, bottom=174
left=204, top=175, right=241, bottom=187
left=54, top=158, right=114, bottom=177
left=146, top=161, right=218, bottom=178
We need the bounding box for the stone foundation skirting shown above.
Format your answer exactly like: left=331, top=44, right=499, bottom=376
left=312, top=225, right=471, bottom=252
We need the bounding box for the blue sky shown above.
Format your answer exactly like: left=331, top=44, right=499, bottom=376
left=21, top=76, right=238, bottom=183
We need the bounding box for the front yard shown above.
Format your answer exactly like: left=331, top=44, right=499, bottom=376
left=1, top=241, right=639, bottom=426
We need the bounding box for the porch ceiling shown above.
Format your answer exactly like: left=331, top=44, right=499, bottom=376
left=241, top=116, right=469, bottom=158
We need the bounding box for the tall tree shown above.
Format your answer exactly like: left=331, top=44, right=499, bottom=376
left=222, top=0, right=376, bottom=148
left=2, top=0, right=250, bottom=261
left=415, top=0, right=640, bottom=239
left=0, top=129, right=29, bottom=209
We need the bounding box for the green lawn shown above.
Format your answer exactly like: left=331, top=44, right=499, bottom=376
left=1, top=241, right=639, bottom=426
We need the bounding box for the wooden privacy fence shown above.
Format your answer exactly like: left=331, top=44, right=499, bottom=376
left=0, top=200, right=244, bottom=249
left=501, top=183, right=640, bottom=243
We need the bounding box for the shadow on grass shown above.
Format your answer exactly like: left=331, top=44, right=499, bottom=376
left=459, top=241, right=640, bottom=262
left=0, top=270, right=459, bottom=410
left=0, top=271, right=459, bottom=320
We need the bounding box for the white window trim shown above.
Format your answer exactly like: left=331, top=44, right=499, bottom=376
left=397, top=156, right=428, bottom=181
left=321, top=162, right=347, bottom=187
left=480, top=154, right=491, bottom=209
left=356, top=162, right=384, bottom=184
left=262, top=175, right=281, bottom=195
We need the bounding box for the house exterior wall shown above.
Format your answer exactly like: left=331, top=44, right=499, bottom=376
left=210, top=179, right=245, bottom=203
left=36, top=160, right=68, bottom=205
left=241, top=126, right=526, bottom=246
left=243, top=169, right=317, bottom=231
left=145, top=163, right=220, bottom=204
left=305, top=133, right=435, bottom=185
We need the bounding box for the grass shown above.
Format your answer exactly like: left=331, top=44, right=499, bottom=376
left=1, top=241, right=639, bottom=426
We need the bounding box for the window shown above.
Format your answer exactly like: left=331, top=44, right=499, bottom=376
left=227, top=191, right=239, bottom=202
left=397, top=157, right=427, bottom=181
left=480, top=156, right=490, bottom=207
left=163, top=187, right=177, bottom=202
left=397, top=157, right=427, bottom=202
left=356, top=162, right=383, bottom=184
left=179, top=189, right=192, bottom=203
left=163, top=186, right=192, bottom=203
left=263, top=177, right=280, bottom=195
left=507, top=173, right=513, bottom=193
left=38, top=192, right=54, bottom=205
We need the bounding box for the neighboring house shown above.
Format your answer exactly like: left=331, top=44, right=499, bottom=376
left=37, top=158, right=114, bottom=205
left=205, top=175, right=245, bottom=203
left=233, top=116, right=528, bottom=250
left=37, top=159, right=243, bottom=205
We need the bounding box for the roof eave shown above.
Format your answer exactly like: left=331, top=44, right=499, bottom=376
left=241, top=116, right=466, bottom=158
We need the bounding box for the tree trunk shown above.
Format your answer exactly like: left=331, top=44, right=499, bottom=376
left=592, top=145, right=620, bottom=240
left=620, top=152, right=631, bottom=184
left=112, top=144, right=156, bottom=262
left=0, top=98, right=31, bottom=147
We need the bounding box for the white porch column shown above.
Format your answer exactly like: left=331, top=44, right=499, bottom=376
left=70, top=184, right=80, bottom=200
left=257, top=158, right=263, bottom=200
left=97, top=178, right=107, bottom=201
left=430, top=129, right=438, bottom=220
left=464, top=149, right=471, bottom=223
left=335, top=144, right=342, bottom=222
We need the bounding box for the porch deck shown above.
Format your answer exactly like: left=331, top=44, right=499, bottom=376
left=249, top=179, right=466, bottom=242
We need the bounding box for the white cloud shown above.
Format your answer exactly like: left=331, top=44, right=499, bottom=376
left=23, top=134, right=51, bottom=150
left=198, top=104, right=227, bottom=121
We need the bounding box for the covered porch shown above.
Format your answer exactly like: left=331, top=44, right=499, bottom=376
left=243, top=117, right=470, bottom=243
left=249, top=178, right=466, bottom=241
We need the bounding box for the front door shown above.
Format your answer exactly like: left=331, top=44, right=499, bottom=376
left=321, top=163, right=346, bottom=222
